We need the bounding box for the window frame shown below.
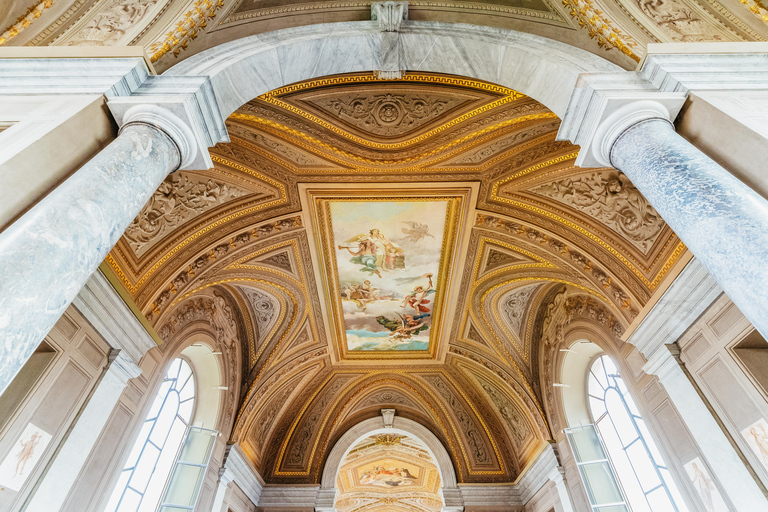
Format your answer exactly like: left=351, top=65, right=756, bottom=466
left=587, top=353, right=686, bottom=512
left=106, top=357, right=198, bottom=512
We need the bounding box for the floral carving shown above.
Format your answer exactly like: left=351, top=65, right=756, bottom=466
left=125, top=173, right=248, bottom=255
left=530, top=172, right=664, bottom=253
left=502, top=285, right=538, bottom=336
left=311, top=93, right=463, bottom=137
left=561, top=0, right=640, bottom=61
left=422, top=375, right=490, bottom=465
left=286, top=376, right=351, bottom=466
left=66, top=0, right=160, bottom=46
left=242, top=288, right=277, bottom=341
left=478, top=377, right=531, bottom=448
left=635, top=0, right=724, bottom=41
left=158, top=293, right=239, bottom=348
left=147, top=216, right=302, bottom=319
left=564, top=295, right=624, bottom=339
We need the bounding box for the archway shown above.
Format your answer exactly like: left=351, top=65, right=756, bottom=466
left=322, top=416, right=461, bottom=511
left=165, top=20, right=620, bottom=120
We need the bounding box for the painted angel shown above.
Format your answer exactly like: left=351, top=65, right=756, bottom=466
left=401, top=273, right=435, bottom=313
left=401, top=221, right=435, bottom=243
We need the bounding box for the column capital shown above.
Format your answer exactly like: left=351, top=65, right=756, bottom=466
left=121, top=104, right=198, bottom=170
left=108, top=75, right=227, bottom=171
left=558, top=43, right=768, bottom=168
left=556, top=72, right=685, bottom=167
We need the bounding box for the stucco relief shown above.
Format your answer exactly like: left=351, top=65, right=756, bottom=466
left=285, top=375, right=355, bottom=468
left=502, top=285, right=538, bottom=337
left=65, top=0, right=161, bottom=45
left=634, top=0, right=725, bottom=41
left=125, top=173, right=249, bottom=256
left=242, top=287, right=277, bottom=342
left=157, top=292, right=239, bottom=348
left=308, top=92, right=466, bottom=137
left=477, top=376, right=531, bottom=449
left=529, top=171, right=664, bottom=253
left=421, top=375, right=491, bottom=466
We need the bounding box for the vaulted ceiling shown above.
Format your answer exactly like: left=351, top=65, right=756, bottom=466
left=96, top=71, right=687, bottom=485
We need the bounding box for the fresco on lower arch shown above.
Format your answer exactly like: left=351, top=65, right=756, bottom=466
left=330, top=200, right=448, bottom=351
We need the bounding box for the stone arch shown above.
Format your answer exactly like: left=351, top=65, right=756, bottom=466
left=320, top=415, right=460, bottom=500
left=166, top=21, right=620, bottom=119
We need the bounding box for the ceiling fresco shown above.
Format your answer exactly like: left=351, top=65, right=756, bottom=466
left=329, top=199, right=448, bottom=352
left=335, top=434, right=443, bottom=512
left=91, top=71, right=691, bottom=487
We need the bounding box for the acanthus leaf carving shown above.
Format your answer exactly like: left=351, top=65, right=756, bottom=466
left=66, top=0, right=160, bottom=46
left=421, top=375, right=491, bottom=466
left=242, top=288, right=277, bottom=342
left=477, top=377, right=531, bottom=449
left=125, top=173, right=249, bottom=255
left=310, top=92, right=464, bottom=137
left=502, top=285, right=538, bottom=337
left=529, top=171, right=664, bottom=253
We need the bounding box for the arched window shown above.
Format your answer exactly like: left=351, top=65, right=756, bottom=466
left=106, top=357, right=209, bottom=512
left=586, top=354, right=688, bottom=512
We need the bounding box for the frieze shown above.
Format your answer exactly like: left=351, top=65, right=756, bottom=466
left=528, top=171, right=664, bottom=253
left=146, top=216, right=303, bottom=320
left=125, top=172, right=251, bottom=256
left=308, top=91, right=466, bottom=137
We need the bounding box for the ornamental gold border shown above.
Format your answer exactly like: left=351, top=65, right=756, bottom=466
left=274, top=370, right=507, bottom=478
left=490, top=153, right=686, bottom=290
left=106, top=157, right=289, bottom=294
left=313, top=194, right=464, bottom=361
left=229, top=112, right=557, bottom=169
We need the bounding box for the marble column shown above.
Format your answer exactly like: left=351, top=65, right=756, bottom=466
left=643, top=346, right=768, bottom=511
left=598, top=101, right=768, bottom=341
left=24, top=351, right=141, bottom=512
left=0, top=104, right=196, bottom=395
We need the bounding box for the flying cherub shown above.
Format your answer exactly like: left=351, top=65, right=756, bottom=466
left=401, top=221, right=435, bottom=243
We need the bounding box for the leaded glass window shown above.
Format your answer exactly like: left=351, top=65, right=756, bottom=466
left=106, top=358, right=196, bottom=512
left=588, top=355, right=688, bottom=512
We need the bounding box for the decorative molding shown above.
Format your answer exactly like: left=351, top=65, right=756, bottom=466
left=625, top=257, right=722, bottom=356
left=561, top=0, right=640, bottom=61
left=0, top=0, right=55, bottom=46
left=71, top=269, right=156, bottom=365
left=372, top=1, right=408, bottom=32
left=148, top=0, right=226, bottom=62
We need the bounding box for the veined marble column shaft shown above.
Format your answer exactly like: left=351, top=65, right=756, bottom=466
left=0, top=105, right=195, bottom=395
left=609, top=117, right=768, bottom=340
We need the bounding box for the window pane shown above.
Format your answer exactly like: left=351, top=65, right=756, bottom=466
left=128, top=443, right=159, bottom=493
left=646, top=486, right=676, bottom=512
left=107, top=358, right=199, bottom=512
left=116, top=488, right=142, bottom=512
left=625, top=441, right=661, bottom=491
left=588, top=355, right=688, bottom=512
left=149, top=391, right=180, bottom=446
left=581, top=462, right=625, bottom=505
